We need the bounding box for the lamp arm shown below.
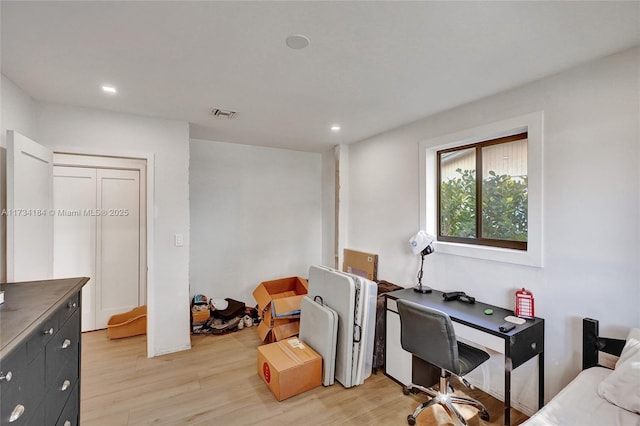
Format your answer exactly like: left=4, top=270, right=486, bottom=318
left=417, top=252, right=425, bottom=285
left=414, top=246, right=433, bottom=294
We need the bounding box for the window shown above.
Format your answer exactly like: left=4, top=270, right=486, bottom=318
left=438, top=132, right=528, bottom=250
left=419, top=111, right=543, bottom=267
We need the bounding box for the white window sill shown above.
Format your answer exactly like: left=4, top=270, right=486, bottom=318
left=434, top=240, right=542, bottom=267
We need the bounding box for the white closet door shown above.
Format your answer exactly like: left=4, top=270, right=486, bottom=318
left=53, top=167, right=97, bottom=331
left=95, top=169, right=141, bottom=328
left=6, top=131, right=53, bottom=282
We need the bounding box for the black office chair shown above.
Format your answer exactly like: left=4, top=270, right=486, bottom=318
left=397, top=299, right=491, bottom=426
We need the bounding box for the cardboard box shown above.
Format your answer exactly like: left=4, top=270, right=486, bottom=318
left=253, top=277, right=308, bottom=342
left=343, top=249, right=378, bottom=281
left=253, top=276, right=308, bottom=314
left=257, top=309, right=301, bottom=343
left=257, top=338, right=322, bottom=401
left=191, top=309, right=210, bottom=324
left=256, top=318, right=300, bottom=343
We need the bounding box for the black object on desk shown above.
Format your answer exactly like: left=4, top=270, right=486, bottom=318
left=386, top=288, right=545, bottom=426
left=499, top=322, right=516, bottom=332
left=443, top=291, right=476, bottom=304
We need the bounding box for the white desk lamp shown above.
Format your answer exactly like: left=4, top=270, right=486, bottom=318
left=409, top=230, right=436, bottom=294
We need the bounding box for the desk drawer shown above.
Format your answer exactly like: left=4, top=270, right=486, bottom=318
left=453, top=322, right=504, bottom=354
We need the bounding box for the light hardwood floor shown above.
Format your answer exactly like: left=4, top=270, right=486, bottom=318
left=81, top=328, right=528, bottom=426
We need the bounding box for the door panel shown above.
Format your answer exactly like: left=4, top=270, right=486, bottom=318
left=53, top=167, right=97, bottom=332
left=6, top=131, right=53, bottom=282
left=95, top=169, right=140, bottom=328
left=52, top=153, right=145, bottom=332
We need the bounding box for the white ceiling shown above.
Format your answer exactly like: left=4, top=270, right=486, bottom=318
left=2, top=1, right=639, bottom=153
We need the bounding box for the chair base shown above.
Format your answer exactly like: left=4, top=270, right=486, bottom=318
left=403, top=374, right=489, bottom=426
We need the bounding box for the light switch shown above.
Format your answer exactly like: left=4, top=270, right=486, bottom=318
left=174, top=233, right=184, bottom=247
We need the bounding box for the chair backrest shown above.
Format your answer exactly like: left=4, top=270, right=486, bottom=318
left=397, top=299, right=460, bottom=374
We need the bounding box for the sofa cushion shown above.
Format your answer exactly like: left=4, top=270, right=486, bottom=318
left=615, top=327, right=640, bottom=368
left=597, top=328, right=640, bottom=414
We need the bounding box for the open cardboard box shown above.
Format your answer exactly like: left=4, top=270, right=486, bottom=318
left=257, top=318, right=300, bottom=343
left=253, top=276, right=307, bottom=342
left=257, top=337, right=322, bottom=401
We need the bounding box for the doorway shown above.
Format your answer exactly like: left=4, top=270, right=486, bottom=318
left=53, top=153, right=147, bottom=332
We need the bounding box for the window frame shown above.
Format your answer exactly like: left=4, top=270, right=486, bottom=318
left=437, top=132, right=528, bottom=251
left=419, top=111, right=543, bottom=268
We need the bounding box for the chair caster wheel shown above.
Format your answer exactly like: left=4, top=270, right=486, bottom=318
left=407, top=414, right=416, bottom=425
left=480, top=410, right=490, bottom=421
left=403, top=386, right=412, bottom=395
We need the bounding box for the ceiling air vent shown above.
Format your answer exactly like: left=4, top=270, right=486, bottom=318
left=211, top=108, right=236, bottom=119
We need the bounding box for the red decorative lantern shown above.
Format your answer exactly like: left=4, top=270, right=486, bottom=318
left=515, top=288, right=535, bottom=319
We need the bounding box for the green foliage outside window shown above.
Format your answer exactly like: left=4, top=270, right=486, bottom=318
left=440, top=168, right=528, bottom=242
left=440, top=168, right=476, bottom=238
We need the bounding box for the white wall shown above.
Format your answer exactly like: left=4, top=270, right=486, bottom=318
left=189, top=139, right=322, bottom=304
left=0, top=74, right=40, bottom=283
left=35, top=103, right=191, bottom=357
left=346, top=47, right=640, bottom=412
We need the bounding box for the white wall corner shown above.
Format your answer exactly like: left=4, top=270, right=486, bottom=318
left=336, top=144, right=349, bottom=270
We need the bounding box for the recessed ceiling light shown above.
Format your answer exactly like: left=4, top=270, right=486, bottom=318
left=331, top=125, right=341, bottom=132
left=101, top=85, right=117, bottom=94
left=286, top=34, right=310, bottom=50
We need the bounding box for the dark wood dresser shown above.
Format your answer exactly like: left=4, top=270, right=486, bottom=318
left=0, top=277, right=89, bottom=425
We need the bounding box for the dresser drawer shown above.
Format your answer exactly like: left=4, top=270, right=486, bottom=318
left=54, top=381, right=79, bottom=426
left=25, top=400, right=45, bottom=426
left=26, top=313, right=59, bottom=364
left=0, top=350, right=45, bottom=425
left=44, top=367, right=78, bottom=425
left=7, top=399, right=45, bottom=426
left=0, top=343, right=27, bottom=403
left=57, top=292, right=80, bottom=326
left=45, top=309, right=80, bottom=386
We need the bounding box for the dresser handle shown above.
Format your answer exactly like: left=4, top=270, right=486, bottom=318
left=44, top=327, right=54, bottom=335
left=64, top=421, right=71, bottom=426
left=0, top=371, right=12, bottom=382
left=68, top=301, right=77, bottom=309
left=9, top=404, right=24, bottom=422
left=62, top=339, right=72, bottom=349
left=61, top=379, right=71, bottom=391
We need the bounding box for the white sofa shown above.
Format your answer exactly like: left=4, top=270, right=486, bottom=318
left=523, top=319, right=640, bottom=426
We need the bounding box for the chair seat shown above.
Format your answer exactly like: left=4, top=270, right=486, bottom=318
left=457, top=341, right=491, bottom=376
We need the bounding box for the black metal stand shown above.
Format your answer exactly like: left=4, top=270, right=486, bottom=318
left=414, top=246, right=432, bottom=294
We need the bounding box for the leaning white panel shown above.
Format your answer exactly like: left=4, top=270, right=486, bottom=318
left=308, top=265, right=356, bottom=387
left=348, top=273, right=377, bottom=386
left=308, top=265, right=377, bottom=388
left=299, top=295, right=339, bottom=386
